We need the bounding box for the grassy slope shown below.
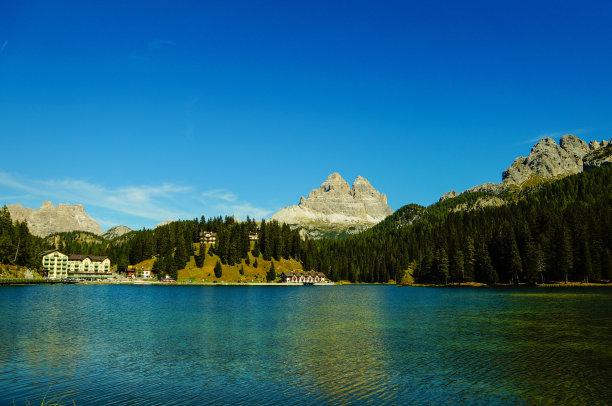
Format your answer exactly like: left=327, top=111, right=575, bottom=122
left=133, top=243, right=304, bottom=283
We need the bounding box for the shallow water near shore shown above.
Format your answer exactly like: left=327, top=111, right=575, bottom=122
left=0, top=285, right=610, bottom=405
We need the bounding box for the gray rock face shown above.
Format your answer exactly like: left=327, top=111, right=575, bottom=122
left=583, top=143, right=612, bottom=170
left=102, top=225, right=133, bottom=240
left=7, top=201, right=103, bottom=237
left=464, top=182, right=508, bottom=195
left=502, top=135, right=588, bottom=185
left=439, top=191, right=458, bottom=202
left=589, top=140, right=601, bottom=150
left=441, top=134, right=609, bottom=200
left=270, top=173, right=393, bottom=238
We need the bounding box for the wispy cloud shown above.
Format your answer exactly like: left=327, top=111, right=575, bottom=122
left=217, top=203, right=272, bottom=220
left=0, top=172, right=273, bottom=227
left=201, top=189, right=237, bottom=202
left=0, top=171, right=190, bottom=220
left=0, top=40, right=7, bottom=54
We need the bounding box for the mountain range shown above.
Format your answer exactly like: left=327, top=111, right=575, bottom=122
left=4, top=134, right=610, bottom=239
left=6, top=202, right=132, bottom=239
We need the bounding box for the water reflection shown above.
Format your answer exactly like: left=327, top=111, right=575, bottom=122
left=0, top=285, right=610, bottom=405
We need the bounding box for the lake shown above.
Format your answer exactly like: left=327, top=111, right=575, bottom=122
left=0, top=285, right=610, bottom=405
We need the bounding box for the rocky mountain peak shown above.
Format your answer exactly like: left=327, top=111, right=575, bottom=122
left=440, top=134, right=612, bottom=201
left=559, top=134, right=589, bottom=158
left=102, top=225, right=133, bottom=240
left=270, top=172, right=393, bottom=238
left=7, top=201, right=103, bottom=237
left=352, top=175, right=384, bottom=201
left=310, top=172, right=351, bottom=197
left=502, top=135, right=584, bottom=185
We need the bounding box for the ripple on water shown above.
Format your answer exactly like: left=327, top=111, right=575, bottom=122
left=0, top=285, right=611, bottom=405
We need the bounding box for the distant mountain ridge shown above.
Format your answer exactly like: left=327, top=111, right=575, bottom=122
left=440, top=134, right=612, bottom=201
left=6, top=201, right=133, bottom=238
left=377, top=134, right=612, bottom=234
left=270, top=173, right=393, bottom=239
left=7, top=201, right=103, bottom=237
left=102, top=225, right=133, bottom=240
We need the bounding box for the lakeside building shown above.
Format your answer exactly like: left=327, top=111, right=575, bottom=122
left=41, top=249, right=112, bottom=280
left=125, top=266, right=153, bottom=279
left=200, top=231, right=217, bottom=244
left=280, top=271, right=327, bottom=283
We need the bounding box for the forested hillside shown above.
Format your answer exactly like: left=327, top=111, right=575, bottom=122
left=36, top=216, right=312, bottom=281
left=303, top=165, right=612, bottom=284
left=0, top=206, right=45, bottom=269
left=3, top=166, right=610, bottom=284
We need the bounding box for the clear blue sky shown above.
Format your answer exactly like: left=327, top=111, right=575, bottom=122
left=1, top=0, right=611, bottom=231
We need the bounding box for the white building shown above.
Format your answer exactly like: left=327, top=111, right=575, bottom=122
left=41, top=249, right=112, bottom=280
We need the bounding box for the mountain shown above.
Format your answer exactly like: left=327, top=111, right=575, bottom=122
left=307, top=164, right=612, bottom=284
left=440, top=135, right=612, bottom=200
left=377, top=135, right=612, bottom=234
left=102, top=225, right=133, bottom=240
left=7, top=201, right=103, bottom=237
left=270, top=173, right=393, bottom=239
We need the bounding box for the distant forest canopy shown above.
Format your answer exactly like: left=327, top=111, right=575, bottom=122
left=306, top=165, right=612, bottom=284
left=1, top=165, right=611, bottom=284
left=1, top=212, right=313, bottom=281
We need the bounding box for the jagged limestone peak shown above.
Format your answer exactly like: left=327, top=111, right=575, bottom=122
left=270, top=172, right=393, bottom=239
left=7, top=202, right=103, bottom=237
left=559, top=134, right=589, bottom=158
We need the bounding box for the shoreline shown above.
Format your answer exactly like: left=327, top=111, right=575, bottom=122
left=2, top=278, right=611, bottom=287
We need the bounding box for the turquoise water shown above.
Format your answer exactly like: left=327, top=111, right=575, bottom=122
left=0, top=285, right=610, bottom=405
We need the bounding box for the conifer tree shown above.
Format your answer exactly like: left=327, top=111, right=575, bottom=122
left=252, top=242, right=260, bottom=258
left=451, top=250, right=464, bottom=284
left=437, top=249, right=449, bottom=285
left=214, top=260, right=223, bottom=278
left=174, top=235, right=188, bottom=270
left=509, top=236, right=523, bottom=285
left=195, top=243, right=206, bottom=268
left=266, top=261, right=276, bottom=282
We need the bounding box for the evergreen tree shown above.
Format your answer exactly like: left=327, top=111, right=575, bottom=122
left=0, top=206, right=14, bottom=263
left=451, top=250, right=464, bottom=283
left=508, top=235, right=523, bottom=285
left=253, top=259, right=258, bottom=268
left=437, top=249, right=449, bottom=285
left=252, top=242, right=260, bottom=258
left=152, top=256, right=164, bottom=279
left=523, top=238, right=539, bottom=285
left=602, top=249, right=612, bottom=281
left=174, top=235, right=189, bottom=270
left=266, top=261, right=276, bottom=282
left=559, top=227, right=573, bottom=283
left=583, top=241, right=593, bottom=283
left=214, top=260, right=223, bottom=278
left=195, top=243, right=206, bottom=268
left=475, top=246, right=498, bottom=285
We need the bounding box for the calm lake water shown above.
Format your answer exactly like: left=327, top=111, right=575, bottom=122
left=0, top=285, right=610, bottom=405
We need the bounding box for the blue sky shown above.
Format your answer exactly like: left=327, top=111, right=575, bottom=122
left=1, top=0, right=611, bottom=231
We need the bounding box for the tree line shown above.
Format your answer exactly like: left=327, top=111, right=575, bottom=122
left=0, top=206, right=45, bottom=269
left=300, top=165, right=612, bottom=284
left=4, top=166, right=610, bottom=284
